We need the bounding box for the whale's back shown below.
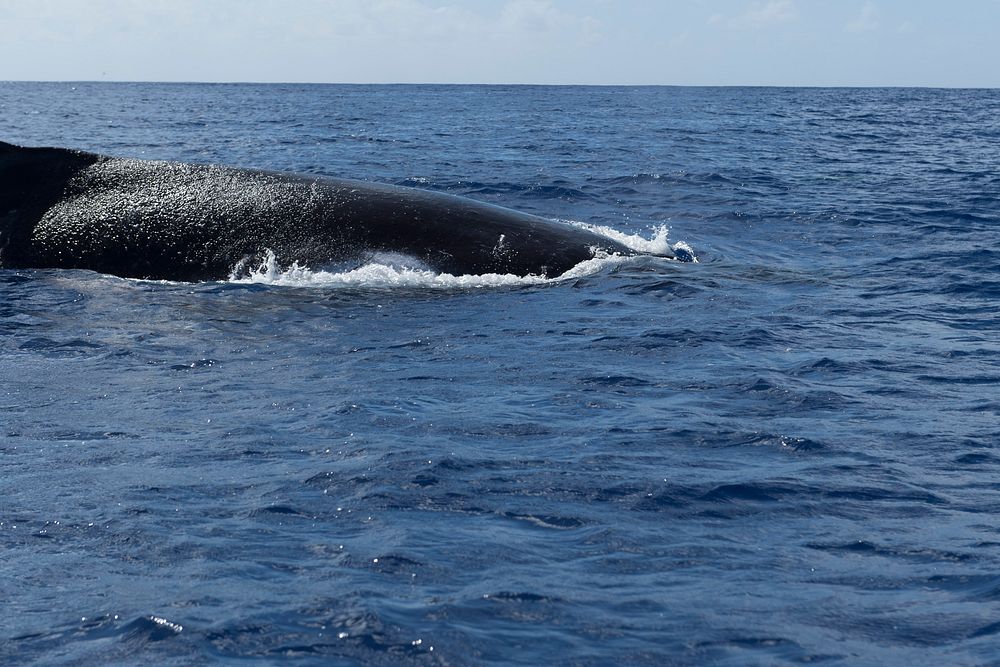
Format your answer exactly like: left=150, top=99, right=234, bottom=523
left=2, top=142, right=660, bottom=280
left=1, top=142, right=100, bottom=263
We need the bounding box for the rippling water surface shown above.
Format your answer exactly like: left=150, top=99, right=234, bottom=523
left=2, top=83, right=1000, bottom=665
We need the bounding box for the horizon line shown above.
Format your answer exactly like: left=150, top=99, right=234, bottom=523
left=1, top=79, right=996, bottom=90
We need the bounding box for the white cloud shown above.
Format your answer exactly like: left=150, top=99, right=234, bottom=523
left=499, top=0, right=603, bottom=45
left=501, top=0, right=562, bottom=33
left=847, top=3, right=880, bottom=32
left=745, top=0, right=796, bottom=26
left=708, top=0, right=796, bottom=30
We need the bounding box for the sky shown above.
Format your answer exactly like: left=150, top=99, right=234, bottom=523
left=0, top=0, right=997, bottom=87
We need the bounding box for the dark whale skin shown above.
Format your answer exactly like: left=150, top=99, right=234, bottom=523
left=0, top=142, right=667, bottom=281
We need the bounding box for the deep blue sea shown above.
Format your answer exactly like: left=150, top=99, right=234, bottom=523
left=2, top=83, right=999, bottom=666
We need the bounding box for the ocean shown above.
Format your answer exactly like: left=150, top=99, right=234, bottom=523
left=2, top=83, right=999, bottom=665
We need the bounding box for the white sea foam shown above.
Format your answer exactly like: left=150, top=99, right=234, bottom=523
left=568, top=222, right=698, bottom=262
left=228, top=225, right=694, bottom=289
left=229, top=250, right=552, bottom=288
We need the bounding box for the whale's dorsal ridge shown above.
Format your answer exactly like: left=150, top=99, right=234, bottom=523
left=1, top=143, right=653, bottom=281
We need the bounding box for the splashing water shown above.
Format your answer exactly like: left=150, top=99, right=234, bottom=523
left=230, top=250, right=550, bottom=288
left=572, top=222, right=698, bottom=263
left=229, top=225, right=694, bottom=289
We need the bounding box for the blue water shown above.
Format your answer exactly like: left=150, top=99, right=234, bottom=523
left=2, top=83, right=999, bottom=665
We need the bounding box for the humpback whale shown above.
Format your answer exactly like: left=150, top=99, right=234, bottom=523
left=0, top=141, right=672, bottom=282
